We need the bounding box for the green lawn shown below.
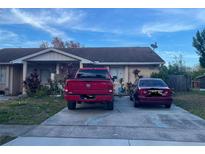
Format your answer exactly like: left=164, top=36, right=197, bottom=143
left=0, top=96, right=66, bottom=124
left=174, top=90, right=205, bottom=119
left=0, top=136, right=16, bottom=145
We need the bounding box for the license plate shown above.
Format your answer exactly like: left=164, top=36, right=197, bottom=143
left=80, top=95, right=95, bottom=100
left=149, top=90, right=162, bottom=94
left=87, top=95, right=95, bottom=98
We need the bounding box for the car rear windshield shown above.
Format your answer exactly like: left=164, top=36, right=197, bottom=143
left=139, top=79, right=167, bottom=87
left=76, top=69, right=110, bottom=79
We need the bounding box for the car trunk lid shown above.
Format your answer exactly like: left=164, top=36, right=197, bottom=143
left=139, top=87, right=171, bottom=97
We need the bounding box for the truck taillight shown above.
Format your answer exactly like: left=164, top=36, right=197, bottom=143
left=109, top=89, right=113, bottom=93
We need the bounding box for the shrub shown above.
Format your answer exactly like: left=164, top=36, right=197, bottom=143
left=151, top=65, right=169, bottom=81
left=126, top=82, right=133, bottom=95
left=23, top=69, right=41, bottom=96
left=48, top=79, right=63, bottom=96
left=35, top=86, right=50, bottom=98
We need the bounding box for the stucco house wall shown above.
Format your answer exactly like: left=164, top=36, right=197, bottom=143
left=128, top=65, right=160, bottom=83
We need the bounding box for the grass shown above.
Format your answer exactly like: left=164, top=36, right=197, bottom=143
left=0, top=136, right=16, bottom=145
left=174, top=89, right=205, bottom=119
left=0, top=96, right=66, bottom=124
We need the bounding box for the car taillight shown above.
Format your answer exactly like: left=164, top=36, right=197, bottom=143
left=162, top=89, right=172, bottom=96
left=139, top=89, right=148, bottom=96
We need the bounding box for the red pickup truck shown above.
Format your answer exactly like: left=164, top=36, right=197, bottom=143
left=64, top=68, right=114, bottom=110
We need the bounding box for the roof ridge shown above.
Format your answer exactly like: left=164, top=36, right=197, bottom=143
left=1, top=46, right=151, bottom=50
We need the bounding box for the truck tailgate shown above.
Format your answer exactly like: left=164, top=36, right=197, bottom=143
left=66, top=79, right=113, bottom=95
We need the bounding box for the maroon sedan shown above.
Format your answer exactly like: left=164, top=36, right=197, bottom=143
left=132, top=78, right=173, bottom=108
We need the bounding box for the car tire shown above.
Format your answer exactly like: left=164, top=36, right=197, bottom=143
left=67, top=101, right=76, bottom=110
left=130, top=95, right=133, bottom=101
left=107, top=101, right=114, bottom=110
left=134, top=99, right=140, bottom=108
left=165, top=104, right=171, bottom=108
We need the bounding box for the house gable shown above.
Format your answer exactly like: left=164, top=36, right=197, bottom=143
left=26, top=51, right=78, bottom=61
left=11, top=48, right=93, bottom=64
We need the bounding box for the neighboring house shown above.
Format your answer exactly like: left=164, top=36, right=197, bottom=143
left=0, top=47, right=164, bottom=95
left=195, top=74, right=205, bottom=90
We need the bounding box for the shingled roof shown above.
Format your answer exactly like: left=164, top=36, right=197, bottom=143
left=0, top=47, right=164, bottom=63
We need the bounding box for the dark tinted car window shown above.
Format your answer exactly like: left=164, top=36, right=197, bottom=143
left=76, top=70, right=110, bottom=79
left=139, top=79, right=167, bottom=87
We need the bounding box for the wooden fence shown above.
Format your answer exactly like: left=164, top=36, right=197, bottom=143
left=166, top=75, right=191, bottom=92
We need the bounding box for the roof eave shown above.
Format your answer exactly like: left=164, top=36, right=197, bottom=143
left=0, top=62, right=12, bottom=65
left=94, top=62, right=165, bottom=65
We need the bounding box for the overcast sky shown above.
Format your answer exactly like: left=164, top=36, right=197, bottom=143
left=0, top=8, right=205, bottom=67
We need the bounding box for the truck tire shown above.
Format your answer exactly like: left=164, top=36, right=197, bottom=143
left=67, top=101, right=76, bottom=110
left=107, top=101, right=114, bottom=110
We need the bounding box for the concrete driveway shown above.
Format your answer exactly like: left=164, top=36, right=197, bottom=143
left=5, top=96, right=205, bottom=145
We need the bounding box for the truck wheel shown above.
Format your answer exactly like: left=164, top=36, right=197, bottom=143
left=107, top=101, right=114, bottom=110
left=67, top=101, right=76, bottom=110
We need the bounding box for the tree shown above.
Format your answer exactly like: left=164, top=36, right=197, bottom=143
left=190, top=65, right=205, bottom=79
left=39, top=41, right=49, bottom=48
left=168, top=55, right=187, bottom=75
left=65, top=40, right=81, bottom=48
left=51, top=37, right=65, bottom=48
left=193, top=29, right=205, bottom=68
left=151, top=55, right=189, bottom=82
left=39, top=37, right=82, bottom=48
left=151, top=65, right=169, bottom=81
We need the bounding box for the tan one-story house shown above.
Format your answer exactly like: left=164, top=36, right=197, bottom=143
left=0, top=47, right=165, bottom=95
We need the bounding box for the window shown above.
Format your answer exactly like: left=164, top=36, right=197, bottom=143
left=76, top=69, right=110, bottom=80
left=139, top=79, right=167, bottom=87
left=0, top=66, right=6, bottom=83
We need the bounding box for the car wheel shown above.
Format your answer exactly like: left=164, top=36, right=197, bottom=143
left=67, top=101, right=76, bottom=110
left=134, top=99, right=140, bottom=108
left=107, top=101, right=114, bottom=110
left=165, top=104, right=171, bottom=108
left=130, top=95, right=133, bottom=101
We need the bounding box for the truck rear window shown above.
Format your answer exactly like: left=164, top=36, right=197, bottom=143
left=76, top=70, right=110, bottom=79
